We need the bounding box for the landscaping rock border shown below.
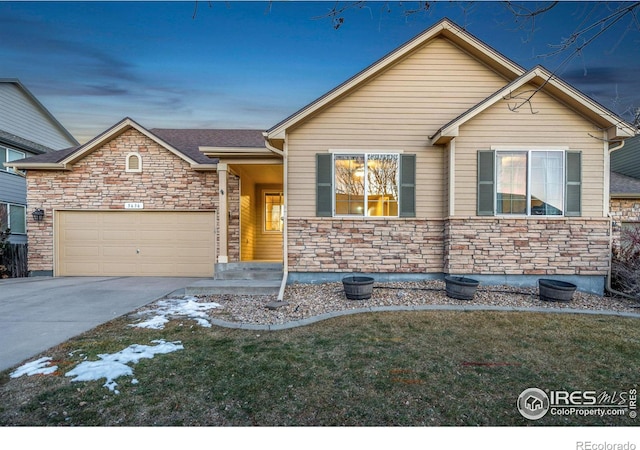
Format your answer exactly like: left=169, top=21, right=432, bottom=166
left=198, top=280, right=640, bottom=328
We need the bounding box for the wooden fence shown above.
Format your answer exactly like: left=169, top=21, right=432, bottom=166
left=1, top=243, right=28, bottom=278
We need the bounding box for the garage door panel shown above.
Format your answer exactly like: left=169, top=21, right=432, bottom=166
left=66, top=229, right=100, bottom=240
left=63, top=247, right=100, bottom=257
left=102, top=214, right=137, bottom=225
left=101, top=246, right=138, bottom=257
left=63, top=262, right=101, bottom=274
left=100, top=262, right=139, bottom=274
left=172, top=247, right=212, bottom=257
left=56, top=211, right=215, bottom=276
left=140, top=247, right=175, bottom=258
left=140, top=230, right=175, bottom=241
left=102, top=230, right=137, bottom=241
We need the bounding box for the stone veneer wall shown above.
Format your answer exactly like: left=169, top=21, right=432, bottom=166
left=444, top=218, right=611, bottom=276
left=26, top=129, right=238, bottom=273
left=287, top=217, right=612, bottom=280
left=226, top=174, right=240, bottom=262
left=287, top=218, right=445, bottom=273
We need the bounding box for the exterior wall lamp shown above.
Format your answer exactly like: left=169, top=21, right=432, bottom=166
left=32, top=208, right=45, bottom=222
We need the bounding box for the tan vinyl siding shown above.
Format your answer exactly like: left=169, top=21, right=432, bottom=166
left=453, top=85, right=606, bottom=217
left=287, top=37, right=510, bottom=218
left=240, top=176, right=256, bottom=261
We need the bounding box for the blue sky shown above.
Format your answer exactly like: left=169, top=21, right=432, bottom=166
left=1, top=1, right=639, bottom=143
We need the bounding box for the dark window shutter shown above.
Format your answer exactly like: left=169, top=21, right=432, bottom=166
left=565, top=151, right=581, bottom=217
left=316, top=153, right=333, bottom=217
left=399, top=154, right=416, bottom=217
left=477, top=150, right=495, bottom=216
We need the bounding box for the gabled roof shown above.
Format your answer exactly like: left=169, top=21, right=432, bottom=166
left=0, top=78, right=79, bottom=149
left=7, top=118, right=218, bottom=171
left=430, top=66, right=637, bottom=145
left=265, top=18, right=526, bottom=141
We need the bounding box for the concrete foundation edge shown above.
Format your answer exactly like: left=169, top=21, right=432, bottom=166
left=287, top=272, right=605, bottom=296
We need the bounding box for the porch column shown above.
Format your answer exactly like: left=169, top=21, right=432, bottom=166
left=218, top=162, right=228, bottom=263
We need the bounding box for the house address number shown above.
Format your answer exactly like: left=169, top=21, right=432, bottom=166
left=124, top=203, right=144, bottom=209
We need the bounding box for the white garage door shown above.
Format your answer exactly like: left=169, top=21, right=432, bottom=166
left=55, top=211, right=216, bottom=277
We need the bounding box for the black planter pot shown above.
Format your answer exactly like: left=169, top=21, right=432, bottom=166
left=538, top=279, right=577, bottom=302
left=445, top=276, right=479, bottom=300
left=342, top=276, right=375, bottom=300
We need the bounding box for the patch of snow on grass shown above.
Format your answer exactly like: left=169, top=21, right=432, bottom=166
left=10, top=357, right=58, bottom=378
left=65, top=339, right=184, bottom=394
left=130, top=296, right=221, bottom=329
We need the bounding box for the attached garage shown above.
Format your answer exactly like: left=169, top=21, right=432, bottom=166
left=55, top=210, right=216, bottom=277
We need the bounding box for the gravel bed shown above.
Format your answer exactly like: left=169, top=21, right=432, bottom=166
left=198, top=280, right=640, bottom=326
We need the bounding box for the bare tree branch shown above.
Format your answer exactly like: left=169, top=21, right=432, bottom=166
left=503, top=89, right=541, bottom=115
left=499, top=1, right=640, bottom=125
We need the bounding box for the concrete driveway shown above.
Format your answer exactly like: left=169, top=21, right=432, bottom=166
left=0, top=276, right=205, bottom=372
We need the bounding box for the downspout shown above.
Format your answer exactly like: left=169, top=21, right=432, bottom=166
left=604, top=138, right=634, bottom=299
left=264, top=138, right=288, bottom=301
left=448, top=138, right=456, bottom=217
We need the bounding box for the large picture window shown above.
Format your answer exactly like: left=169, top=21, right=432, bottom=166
left=478, top=149, right=581, bottom=217
left=316, top=153, right=415, bottom=218
left=334, top=153, right=399, bottom=217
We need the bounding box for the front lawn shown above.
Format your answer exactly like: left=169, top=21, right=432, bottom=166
left=1, top=310, right=638, bottom=426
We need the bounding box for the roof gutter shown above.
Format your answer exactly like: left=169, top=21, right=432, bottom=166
left=608, top=139, right=625, bottom=154
left=263, top=138, right=284, bottom=157
left=3, top=162, right=69, bottom=170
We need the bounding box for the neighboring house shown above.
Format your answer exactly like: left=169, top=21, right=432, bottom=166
left=610, top=135, right=640, bottom=248
left=7, top=19, right=637, bottom=294
left=0, top=79, right=79, bottom=243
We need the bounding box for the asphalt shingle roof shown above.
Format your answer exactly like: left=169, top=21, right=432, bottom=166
left=611, top=171, right=640, bottom=196
left=0, top=130, right=58, bottom=154
left=9, top=145, right=81, bottom=164
left=151, top=128, right=266, bottom=150
left=150, top=128, right=266, bottom=164
left=11, top=128, right=267, bottom=166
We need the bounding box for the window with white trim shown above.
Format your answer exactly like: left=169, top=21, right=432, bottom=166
left=1, top=146, right=26, bottom=173
left=478, top=149, right=581, bottom=217
left=0, top=203, right=26, bottom=234
left=264, top=192, right=283, bottom=232
left=316, top=153, right=415, bottom=218
left=334, top=153, right=399, bottom=217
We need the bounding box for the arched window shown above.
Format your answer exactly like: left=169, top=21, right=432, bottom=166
left=125, top=153, right=142, bottom=173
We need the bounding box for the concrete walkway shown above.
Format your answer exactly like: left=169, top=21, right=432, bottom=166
left=0, top=276, right=205, bottom=372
